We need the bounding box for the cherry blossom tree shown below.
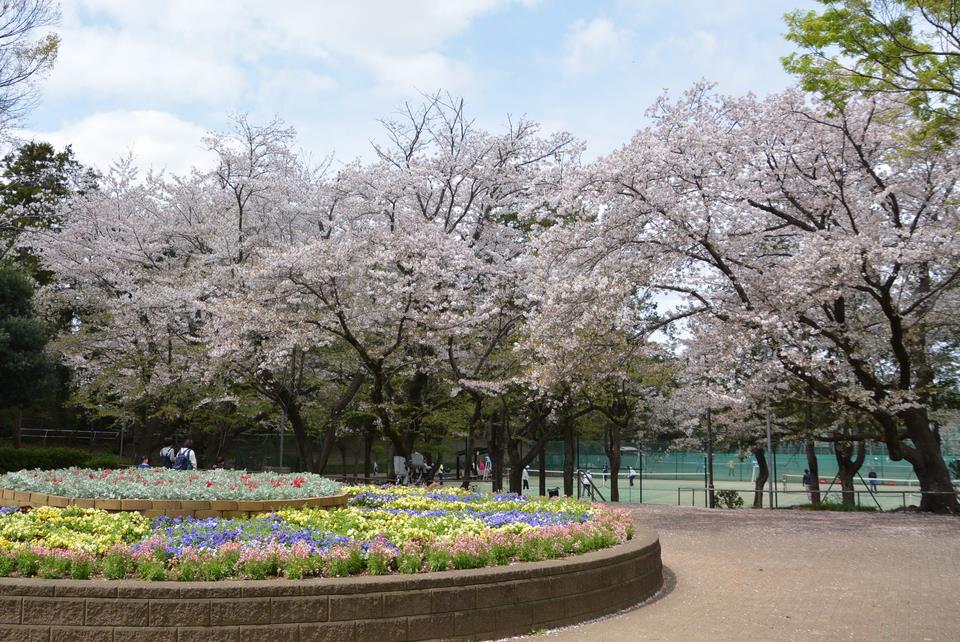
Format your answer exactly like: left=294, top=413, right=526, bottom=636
left=537, top=85, right=960, bottom=512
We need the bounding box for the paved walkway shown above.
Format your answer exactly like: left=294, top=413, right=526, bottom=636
left=532, top=505, right=960, bottom=641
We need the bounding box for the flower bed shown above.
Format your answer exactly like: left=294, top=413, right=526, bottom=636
left=0, top=467, right=341, bottom=501
left=0, top=486, right=634, bottom=581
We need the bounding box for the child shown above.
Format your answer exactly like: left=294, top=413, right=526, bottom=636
left=137, top=456, right=150, bottom=469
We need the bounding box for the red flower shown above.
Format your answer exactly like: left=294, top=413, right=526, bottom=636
left=206, top=481, right=215, bottom=487
left=292, top=477, right=305, bottom=488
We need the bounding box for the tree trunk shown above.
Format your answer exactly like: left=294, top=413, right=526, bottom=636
left=281, top=397, right=313, bottom=473
left=538, top=443, right=546, bottom=496
left=603, top=422, right=622, bottom=503
left=461, top=396, right=482, bottom=488
left=900, top=408, right=959, bottom=513
left=804, top=387, right=821, bottom=504
left=752, top=447, right=769, bottom=508
left=488, top=406, right=505, bottom=493
left=805, top=440, right=821, bottom=504
left=834, top=440, right=865, bottom=507
left=562, top=417, right=575, bottom=497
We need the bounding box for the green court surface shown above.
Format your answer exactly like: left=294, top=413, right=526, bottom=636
left=453, top=473, right=936, bottom=511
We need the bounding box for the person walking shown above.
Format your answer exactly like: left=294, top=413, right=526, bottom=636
left=868, top=470, right=878, bottom=493
left=522, top=466, right=530, bottom=491
left=628, top=466, right=637, bottom=487
left=728, top=458, right=737, bottom=478
left=602, top=464, right=609, bottom=484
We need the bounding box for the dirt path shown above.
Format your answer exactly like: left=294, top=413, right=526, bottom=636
left=528, top=505, right=960, bottom=641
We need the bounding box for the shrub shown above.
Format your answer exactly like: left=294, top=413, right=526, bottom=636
left=0, top=447, right=96, bottom=474
left=714, top=489, right=744, bottom=509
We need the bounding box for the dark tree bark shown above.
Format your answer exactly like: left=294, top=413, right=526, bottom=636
left=562, top=416, right=575, bottom=496
left=834, top=439, right=866, bottom=507
left=803, top=386, right=821, bottom=504
left=538, top=444, right=546, bottom=496
left=805, top=440, right=821, bottom=504
left=752, top=446, right=769, bottom=508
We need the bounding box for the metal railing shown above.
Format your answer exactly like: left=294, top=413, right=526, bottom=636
left=676, top=486, right=960, bottom=511
left=18, top=428, right=119, bottom=448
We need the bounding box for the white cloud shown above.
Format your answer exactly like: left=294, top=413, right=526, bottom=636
left=52, top=1, right=535, bottom=106
left=20, top=111, right=214, bottom=175
left=563, top=18, right=630, bottom=76
left=365, top=52, right=475, bottom=96
left=46, top=27, right=246, bottom=104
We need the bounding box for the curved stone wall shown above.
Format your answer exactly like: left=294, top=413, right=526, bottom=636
left=0, top=526, right=662, bottom=641
left=0, top=487, right=348, bottom=517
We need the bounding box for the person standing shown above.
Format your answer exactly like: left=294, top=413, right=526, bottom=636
left=728, top=458, right=737, bottom=478
left=868, top=470, right=878, bottom=493
left=159, top=438, right=176, bottom=468
left=372, top=461, right=379, bottom=476
left=174, top=440, right=197, bottom=470
left=802, top=469, right=813, bottom=502
left=522, top=466, right=530, bottom=491
left=602, top=464, right=609, bottom=484
left=628, top=466, right=637, bottom=487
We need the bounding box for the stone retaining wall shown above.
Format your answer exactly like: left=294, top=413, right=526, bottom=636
left=0, top=488, right=348, bottom=518
left=0, top=526, right=662, bottom=641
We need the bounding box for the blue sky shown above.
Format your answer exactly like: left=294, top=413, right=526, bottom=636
left=22, top=0, right=817, bottom=174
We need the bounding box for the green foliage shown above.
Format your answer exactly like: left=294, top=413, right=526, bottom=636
left=713, top=489, right=744, bottom=509
left=0, top=266, right=51, bottom=412
left=0, top=446, right=117, bottom=473
left=783, top=1, right=960, bottom=143
left=0, top=142, right=96, bottom=277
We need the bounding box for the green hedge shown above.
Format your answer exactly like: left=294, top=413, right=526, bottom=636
left=0, top=447, right=121, bottom=474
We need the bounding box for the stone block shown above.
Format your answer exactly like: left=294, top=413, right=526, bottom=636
left=431, top=586, right=475, bottom=613
left=0, top=596, right=21, bottom=623
left=22, top=596, right=85, bottom=625
left=50, top=627, right=112, bottom=642
left=328, top=594, right=381, bottom=621
left=120, top=500, right=152, bottom=511
left=239, top=624, right=299, bottom=642
left=178, top=627, right=238, bottom=642
left=271, top=596, right=328, bottom=623
left=382, top=590, right=431, bottom=617
left=298, top=622, right=355, bottom=642
left=355, top=618, right=407, bottom=642
left=148, top=599, right=209, bottom=626
left=113, top=628, right=177, bottom=642
left=406, top=613, right=455, bottom=641
left=0, top=626, right=50, bottom=642
left=210, top=598, right=272, bottom=625
left=85, top=598, right=149, bottom=626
